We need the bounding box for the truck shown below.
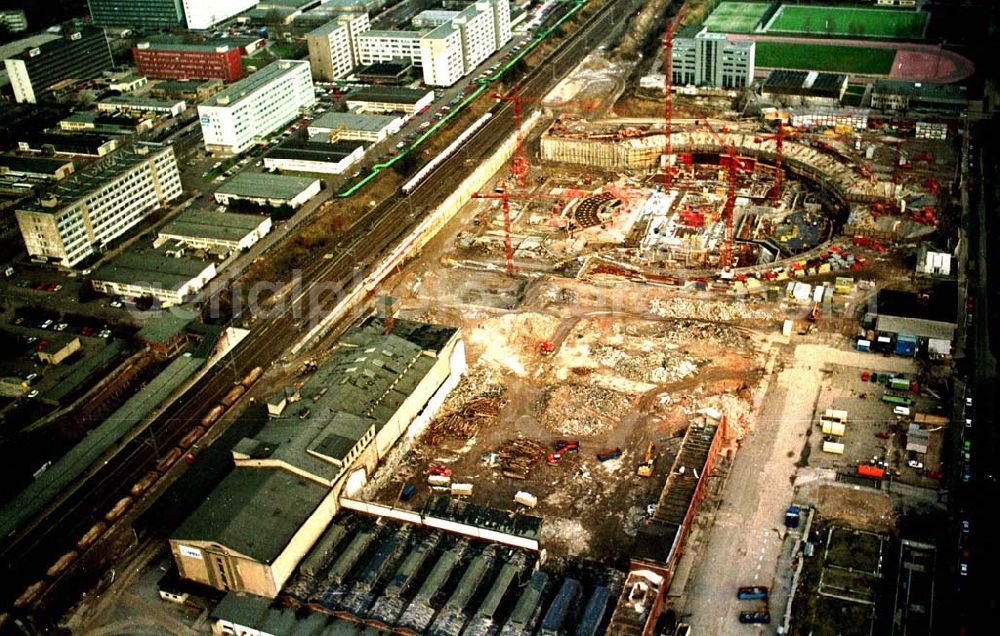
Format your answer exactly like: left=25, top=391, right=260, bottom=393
left=882, top=392, right=913, bottom=407
left=596, top=447, right=622, bottom=462
left=888, top=376, right=910, bottom=391
left=739, top=611, right=771, bottom=624
left=737, top=586, right=769, bottom=600
left=784, top=505, right=801, bottom=528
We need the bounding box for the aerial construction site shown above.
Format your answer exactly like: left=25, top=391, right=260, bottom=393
left=5, top=0, right=989, bottom=635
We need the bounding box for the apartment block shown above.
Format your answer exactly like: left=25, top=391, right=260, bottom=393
left=87, top=0, right=185, bottom=28
left=15, top=143, right=183, bottom=268
left=197, top=60, right=315, bottom=154
left=671, top=28, right=755, bottom=90
left=133, top=41, right=244, bottom=82
left=3, top=27, right=113, bottom=103
left=356, top=30, right=423, bottom=67
left=306, top=12, right=370, bottom=81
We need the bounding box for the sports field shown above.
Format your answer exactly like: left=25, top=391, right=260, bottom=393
left=755, top=41, right=897, bottom=75
left=703, top=2, right=771, bottom=34
left=764, top=5, right=928, bottom=39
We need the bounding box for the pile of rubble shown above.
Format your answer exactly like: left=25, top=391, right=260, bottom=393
left=538, top=384, right=631, bottom=436
left=648, top=297, right=780, bottom=322
left=496, top=438, right=547, bottom=480
left=592, top=344, right=704, bottom=384
left=424, top=396, right=505, bottom=445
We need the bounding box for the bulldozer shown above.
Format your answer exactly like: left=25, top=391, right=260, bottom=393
left=637, top=442, right=655, bottom=477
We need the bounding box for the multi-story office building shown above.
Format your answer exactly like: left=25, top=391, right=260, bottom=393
left=86, top=0, right=186, bottom=28
left=671, top=28, right=755, bottom=90
left=356, top=0, right=511, bottom=87
left=181, top=0, right=258, bottom=30
left=4, top=27, right=113, bottom=104
left=306, top=12, right=370, bottom=81
left=133, top=41, right=244, bottom=82
left=15, top=143, right=183, bottom=268
left=88, top=0, right=257, bottom=29
left=0, top=9, right=28, bottom=33
left=197, top=60, right=315, bottom=154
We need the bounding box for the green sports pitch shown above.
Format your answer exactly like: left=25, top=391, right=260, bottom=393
left=702, top=2, right=771, bottom=34
left=763, top=5, right=928, bottom=39
left=755, top=41, right=897, bottom=75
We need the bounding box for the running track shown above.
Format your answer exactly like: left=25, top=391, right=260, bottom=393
left=728, top=33, right=975, bottom=83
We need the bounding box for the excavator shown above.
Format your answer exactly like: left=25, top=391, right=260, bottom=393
left=637, top=442, right=655, bottom=477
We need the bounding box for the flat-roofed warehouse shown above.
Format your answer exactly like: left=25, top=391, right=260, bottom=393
left=155, top=208, right=272, bottom=252
left=0, top=155, right=75, bottom=180
left=213, top=172, right=322, bottom=208
left=345, top=86, right=434, bottom=114
left=306, top=111, right=404, bottom=142
left=90, top=247, right=217, bottom=305
left=761, top=70, right=848, bottom=107
left=263, top=140, right=366, bottom=175
left=170, top=317, right=466, bottom=597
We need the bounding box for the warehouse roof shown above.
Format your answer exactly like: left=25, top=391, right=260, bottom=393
left=175, top=467, right=328, bottom=563
left=0, top=154, right=73, bottom=175
left=873, top=286, right=957, bottom=325
left=347, top=86, right=432, bottom=104
left=160, top=208, right=267, bottom=243
left=136, top=310, right=193, bottom=345
left=215, top=172, right=320, bottom=200
left=266, top=140, right=365, bottom=164
left=203, top=60, right=309, bottom=108
left=872, top=80, right=968, bottom=104
left=91, top=249, right=211, bottom=290
left=210, top=592, right=271, bottom=627
left=309, top=111, right=399, bottom=132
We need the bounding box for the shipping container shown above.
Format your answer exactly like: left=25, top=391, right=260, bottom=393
left=785, top=505, right=801, bottom=528
left=428, top=474, right=451, bottom=486
left=514, top=491, right=538, bottom=508
left=821, top=420, right=846, bottom=436
left=882, top=393, right=913, bottom=407
left=451, top=482, right=473, bottom=496
left=895, top=334, right=917, bottom=357
left=856, top=339, right=871, bottom=352
left=822, top=440, right=845, bottom=454
left=857, top=464, right=885, bottom=479
left=596, top=448, right=621, bottom=462
left=889, top=377, right=910, bottom=391
left=824, top=409, right=848, bottom=423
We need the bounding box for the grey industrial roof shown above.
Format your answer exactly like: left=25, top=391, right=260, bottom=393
left=20, top=142, right=167, bottom=213
left=45, top=340, right=125, bottom=403
left=266, top=141, right=364, bottom=164
left=203, top=60, right=309, bottom=108
left=0, top=154, right=73, bottom=175
left=348, top=86, right=432, bottom=104
left=136, top=310, right=193, bottom=345
left=310, top=111, right=399, bottom=132
left=91, top=249, right=211, bottom=290
left=174, top=467, right=328, bottom=563
left=137, top=40, right=236, bottom=52
left=160, top=208, right=266, bottom=243
left=876, top=315, right=955, bottom=341
left=0, top=353, right=203, bottom=541
left=215, top=172, right=319, bottom=200
left=210, top=591, right=271, bottom=626
left=423, top=496, right=542, bottom=541
left=873, top=80, right=968, bottom=104
left=764, top=70, right=847, bottom=98
left=100, top=95, right=185, bottom=109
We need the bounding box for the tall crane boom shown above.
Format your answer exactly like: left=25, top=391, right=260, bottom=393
left=662, top=2, right=688, bottom=187
left=493, top=83, right=600, bottom=188
left=753, top=121, right=796, bottom=203
left=694, top=110, right=740, bottom=270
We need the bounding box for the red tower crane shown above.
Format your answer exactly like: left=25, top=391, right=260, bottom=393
left=662, top=2, right=688, bottom=188
left=472, top=189, right=585, bottom=275
left=753, top=121, right=796, bottom=204
left=492, top=83, right=600, bottom=188
left=695, top=112, right=741, bottom=270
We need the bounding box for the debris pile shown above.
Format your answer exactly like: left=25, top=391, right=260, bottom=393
left=649, top=297, right=780, bottom=322
left=497, top=438, right=547, bottom=480
left=592, top=344, right=704, bottom=384
left=424, top=396, right=504, bottom=445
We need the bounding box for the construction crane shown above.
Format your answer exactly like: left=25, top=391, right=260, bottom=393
left=471, top=189, right=584, bottom=275
left=492, top=83, right=600, bottom=188
left=661, top=2, right=688, bottom=188
left=694, top=111, right=741, bottom=272
left=752, top=121, right=796, bottom=204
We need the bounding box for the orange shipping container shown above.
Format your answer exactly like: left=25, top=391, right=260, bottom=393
left=857, top=464, right=886, bottom=479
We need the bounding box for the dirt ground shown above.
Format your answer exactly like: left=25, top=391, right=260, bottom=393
left=369, top=302, right=765, bottom=560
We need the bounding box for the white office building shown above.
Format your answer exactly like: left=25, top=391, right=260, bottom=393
left=182, top=0, right=258, bottom=30
left=355, top=0, right=512, bottom=87
left=197, top=60, right=315, bottom=154
left=671, top=28, right=755, bottom=90
left=15, top=143, right=182, bottom=268
left=306, top=12, right=370, bottom=81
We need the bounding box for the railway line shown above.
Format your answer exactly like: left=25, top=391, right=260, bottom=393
left=1, top=0, right=649, bottom=618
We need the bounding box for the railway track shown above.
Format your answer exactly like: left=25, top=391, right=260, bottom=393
left=1, top=0, right=650, bottom=617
